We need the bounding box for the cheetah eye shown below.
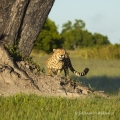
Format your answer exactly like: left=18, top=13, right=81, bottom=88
left=61, top=55, right=64, bottom=57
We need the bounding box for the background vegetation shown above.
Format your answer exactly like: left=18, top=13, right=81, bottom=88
left=34, top=18, right=111, bottom=53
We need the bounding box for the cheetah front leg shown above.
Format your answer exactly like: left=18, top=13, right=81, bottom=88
left=47, top=68, right=53, bottom=76
left=57, top=69, right=62, bottom=76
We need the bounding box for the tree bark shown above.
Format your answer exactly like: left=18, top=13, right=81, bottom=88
left=0, top=0, right=55, bottom=57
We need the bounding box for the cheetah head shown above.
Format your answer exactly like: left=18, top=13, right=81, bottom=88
left=53, top=49, right=66, bottom=60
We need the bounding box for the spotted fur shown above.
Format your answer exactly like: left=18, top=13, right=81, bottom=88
left=45, top=48, right=89, bottom=77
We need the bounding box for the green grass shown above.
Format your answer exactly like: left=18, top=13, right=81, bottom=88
left=0, top=93, right=120, bottom=120
left=67, top=44, right=120, bottom=59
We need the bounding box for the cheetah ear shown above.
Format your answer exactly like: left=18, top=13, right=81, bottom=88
left=53, top=49, right=56, bottom=52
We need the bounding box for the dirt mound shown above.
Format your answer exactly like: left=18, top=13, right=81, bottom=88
left=0, top=46, right=106, bottom=97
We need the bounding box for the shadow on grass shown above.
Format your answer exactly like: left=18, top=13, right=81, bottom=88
left=72, top=76, right=120, bottom=94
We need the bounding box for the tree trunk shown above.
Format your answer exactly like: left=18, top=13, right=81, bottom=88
left=0, top=0, right=55, bottom=57
left=0, top=0, right=55, bottom=93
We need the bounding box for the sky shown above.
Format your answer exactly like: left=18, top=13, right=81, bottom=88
left=48, top=0, right=120, bottom=44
